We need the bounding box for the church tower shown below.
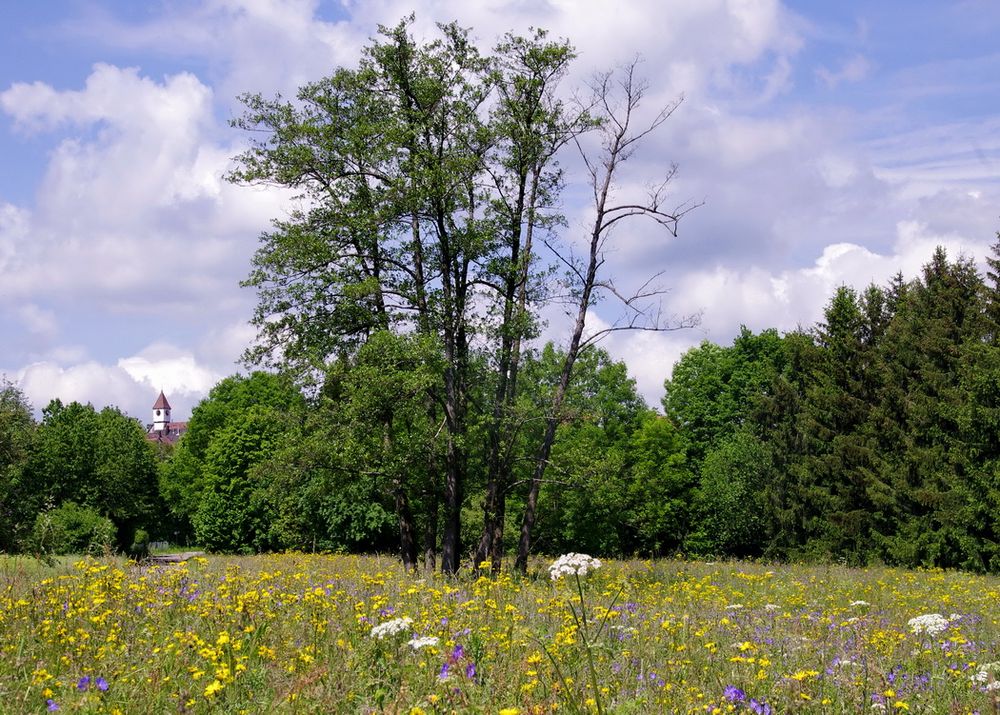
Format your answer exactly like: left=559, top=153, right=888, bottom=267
left=152, top=391, right=171, bottom=432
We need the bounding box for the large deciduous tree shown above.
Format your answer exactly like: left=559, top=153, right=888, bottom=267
left=230, top=19, right=691, bottom=573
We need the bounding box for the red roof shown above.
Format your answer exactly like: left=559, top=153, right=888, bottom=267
left=153, top=391, right=171, bottom=410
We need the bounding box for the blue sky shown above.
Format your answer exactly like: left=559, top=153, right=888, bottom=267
left=2, top=0, right=999, bottom=419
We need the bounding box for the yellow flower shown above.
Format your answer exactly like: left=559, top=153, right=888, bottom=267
left=203, top=679, right=224, bottom=697
left=499, top=709, right=520, bottom=715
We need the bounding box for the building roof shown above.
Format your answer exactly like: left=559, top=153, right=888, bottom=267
left=146, top=421, right=188, bottom=444
left=153, top=391, right=171, bottom=410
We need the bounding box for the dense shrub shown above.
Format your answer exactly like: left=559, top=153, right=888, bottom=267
left=30, top=502, right=117, bottom=555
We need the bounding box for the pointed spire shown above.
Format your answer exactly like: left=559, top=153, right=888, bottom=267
left=153, top=390, right=171, bottom=410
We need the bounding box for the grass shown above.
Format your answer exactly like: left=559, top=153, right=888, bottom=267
left=1, top=553, right=999, bottom=713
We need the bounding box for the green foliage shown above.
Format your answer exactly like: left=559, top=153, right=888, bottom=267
left=0, top=379, right=35, bottom=550
left=621, top=414, right=693, bottom=556
left=685, top=428, right=771, bottom=557
left=159, top=373, right=304, bottom=552
left=663, top=327, right=784, bottom=466
left=129, top=528, right=151, bottom=558
left=29, top=502, right=116, bottom=556
left=16, top=400, right=160, bottom=551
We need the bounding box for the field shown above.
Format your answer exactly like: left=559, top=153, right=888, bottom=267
left=1, top=554, right=999, bottom=713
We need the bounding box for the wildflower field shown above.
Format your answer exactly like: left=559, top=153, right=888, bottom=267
left=2, top=554, right=1000, bottom=713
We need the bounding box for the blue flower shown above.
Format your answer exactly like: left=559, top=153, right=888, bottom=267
left=465, top=662, right=477, bottom=679
left=96, top=677, right=109, bottom=692
left=46, top=700, right=60, bottom=712
left=723, top=685, right=746, bottom=702
left=77, top=676, right=90, bottom=691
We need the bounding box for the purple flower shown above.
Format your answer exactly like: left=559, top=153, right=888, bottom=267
left=723, top=685, right=746, bottom=702
left=77, top=676, right=90, bottom=691
left=96, top=677, right=109, bottom=692
left=438, top=662, right=450, bottom=679
left=46, top=700, right=60, bottom=712
left=451, top=644, right=464, bottom=660
left=749, top=699, right=772, bottom=715
left=465, top=662, right=477, bottom=679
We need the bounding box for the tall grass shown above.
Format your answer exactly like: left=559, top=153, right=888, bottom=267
left=1, top=554, right=999, bottom=713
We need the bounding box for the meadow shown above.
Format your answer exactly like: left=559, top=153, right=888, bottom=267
left=1, top=554, right=999, bottom=714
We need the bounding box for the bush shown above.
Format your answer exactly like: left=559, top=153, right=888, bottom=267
left=129, top=528, right=151, bottom=558
left=29, top=502, right=117, bottom=556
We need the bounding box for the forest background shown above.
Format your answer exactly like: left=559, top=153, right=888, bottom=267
left=3, top=19, right=1000, bottom=575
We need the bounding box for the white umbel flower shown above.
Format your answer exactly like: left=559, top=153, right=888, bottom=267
left=907, top=613, right=949, bottom=636
left=407, top=636, right=439, bottom=650
left=549, top=553, right=602, bottom=580
left=370, top=616, right=413, bottom=639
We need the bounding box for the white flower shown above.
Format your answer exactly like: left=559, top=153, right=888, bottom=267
left=407, top=636, right=439, bottom=650
left=972, top=662, right=1000, bottom=686
left=725, top=603, right=744, bottom=610
left=549, top=553, right=602, bottom=580
left=907, top=613, right=950, bottom=637
left=763, top=603, right=780, bottom=612
left=370, top=616, right=413, bottom=639
left=850, top=600, right=870, bottom=607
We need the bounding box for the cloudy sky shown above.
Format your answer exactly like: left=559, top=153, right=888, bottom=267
left=2, top=0, right=999, bottom=419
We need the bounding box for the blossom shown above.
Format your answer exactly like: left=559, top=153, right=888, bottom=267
left=907, top=613, right=950, bottom=637
left=549, top=553, right=602, bottom=580
left=370, top=616, right=414, bottom=640
left=95, top=677, right=109, bottom=692
left=46, top=700, right=60, bottom=712
left=723, top=685, right=745, bottom=702
left=76, top=676, right=90, bottom=691
left=407, top=636, right=439, bottom=650
left=971, top=662, right=1000, bottom=687
left=850, top=600, right=870, bottom=607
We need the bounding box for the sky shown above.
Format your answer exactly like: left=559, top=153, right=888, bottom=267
left=2, top=0, right=999, bottom=420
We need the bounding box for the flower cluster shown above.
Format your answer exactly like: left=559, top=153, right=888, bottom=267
left=971, top=662, right=1000, bottom=690
left=7, top=553, right=1000, bottom=712
left=906, top=613, right=951, bottom=637
left=548, top=553, right=602, bottom=580
left=407, top=636, right=439, bottom=650
left=370, top=616, right=413, bottom=640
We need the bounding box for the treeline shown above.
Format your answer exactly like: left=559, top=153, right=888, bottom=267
left=0, top=396, right=161, bottom=555
left=667, top=240, right=1000, bottom=571
left=157, top=342, right=685, bottom=563
left=3, top=241, right=1000, bottom=570
left=0, top=343, right=685, bottom=562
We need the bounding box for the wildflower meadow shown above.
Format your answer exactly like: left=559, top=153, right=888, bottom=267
left=2, top=553, right=1000, bottom=713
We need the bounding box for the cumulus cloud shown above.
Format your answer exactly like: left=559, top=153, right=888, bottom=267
left=7, top=341, right=226, bottom=420
left=2, top=0, right=999, bottom=418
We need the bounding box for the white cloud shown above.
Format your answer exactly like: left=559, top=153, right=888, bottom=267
left=14, top=304, right=58, bottom=339
left=0, top=63, right=291, bottom=315
left=8, top=341, right=225, bottom=420
left=816, top=54, right=871, bottom=88
left=118, top=343, right=223, bottom=396
left=0, top=202, right=28, bottom=275
left=12, top=360, right=149, bottom=417
left=2, top=0, right=998, bottom=420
